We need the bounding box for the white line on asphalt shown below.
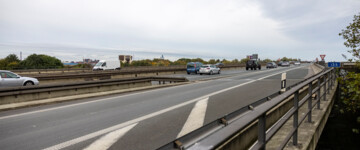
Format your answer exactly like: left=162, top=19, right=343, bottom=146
left=43, top=123, right=138, bottom=150
left=177, top=97, right=208, bottom=138
left=83, top=123, right=137, bottom=150
left=256, top=66, right=301, bottom=81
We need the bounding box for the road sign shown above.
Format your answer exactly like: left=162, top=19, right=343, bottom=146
left=320, top=55, right=326, bottom=60
left=328, top=62, right=341, bottom=67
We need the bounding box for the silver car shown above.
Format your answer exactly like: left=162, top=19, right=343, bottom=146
left=0, top=70, right=39, bottom=87
left=199, top=64, right=220, bottom=75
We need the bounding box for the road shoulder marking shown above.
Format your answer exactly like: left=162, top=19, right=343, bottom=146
left=83, top=123, right=137, bottom=150
left=177, top=98, right=208, bottom=138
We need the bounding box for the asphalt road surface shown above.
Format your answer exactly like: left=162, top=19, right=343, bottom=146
left=0, top=64, right=313, bottom=150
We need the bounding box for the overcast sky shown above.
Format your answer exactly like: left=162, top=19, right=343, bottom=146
left=0, top=0, right=359, bottom=61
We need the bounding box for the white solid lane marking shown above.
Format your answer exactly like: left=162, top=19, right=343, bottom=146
left=43, top=123, right=138, bottom=150
left=177, top=98, right=208, bottom=138
left=83, top=123, right=137, bottom=150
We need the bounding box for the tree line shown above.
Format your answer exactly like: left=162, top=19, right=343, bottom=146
left=0, top=54, right=63, bottom=70
left=0, top=53, right=301, bottom=69
left=122, top=57, right=300, bottom=67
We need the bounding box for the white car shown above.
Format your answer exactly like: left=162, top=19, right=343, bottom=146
left=0, top=70, right=39, bottom=87
left=199, top=65, right=220, bottom=75
left=294, top=61, right=301, bottom=66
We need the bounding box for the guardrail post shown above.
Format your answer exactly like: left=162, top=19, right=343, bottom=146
left=293, top=91, right=299, bottom=145
left=327, top=73, right=330, bottom=94
left=317, top=77, right=321, bottom=109
left=307, top=82, right=312, bottom=122
left=323, top=75, right=327, bottom=101
left=258, top=113, right=266, bottom=150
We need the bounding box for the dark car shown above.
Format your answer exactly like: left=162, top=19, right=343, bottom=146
left=266, top=62, right=277, bottom=68
left=246, top=59, right=261, bottom=70
left=215, top=63, right=225, bottom=67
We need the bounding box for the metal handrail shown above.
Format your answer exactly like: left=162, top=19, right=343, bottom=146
left=158, top=67, right=336, bottom=150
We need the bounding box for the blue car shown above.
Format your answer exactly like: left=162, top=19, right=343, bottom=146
left=187, top=62, right=203, bottom=74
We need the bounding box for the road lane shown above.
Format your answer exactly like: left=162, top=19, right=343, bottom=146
left=0, top=64, right=312, bottom=150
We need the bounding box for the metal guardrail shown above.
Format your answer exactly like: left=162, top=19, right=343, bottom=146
left=158, top=67, right=336, bottom=150
left=0, top=76, right=188, bottom=97
left=12, top=64, right=250, bottom=75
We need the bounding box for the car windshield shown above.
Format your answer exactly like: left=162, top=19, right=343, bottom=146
left=187, top=64, right=194, bottom=68
left=95, top=62, right=103, bottom=67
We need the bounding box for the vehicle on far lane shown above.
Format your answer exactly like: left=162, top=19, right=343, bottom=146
left=215, top=63, right=225, bottom=68
left=187, top=62, right=203, bottom=74
left=294, top=61, right=301, bottom=66
left=199, top=64, right=220, bottom=75
left=0, top=70, right=39, bottom=87
left=266, top=62, right=277, bottom=68
left=246, top=59, right=261, bottom=70
left=93, top=60, right=121, bottom=71
left=281, top=61, right=290, bottom=67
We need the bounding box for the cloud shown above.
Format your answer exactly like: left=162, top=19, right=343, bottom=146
left=0, top=0, right=359, bottom=61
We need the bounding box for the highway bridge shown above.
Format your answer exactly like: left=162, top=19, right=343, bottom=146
left=0, top=63, right=337, bottom=150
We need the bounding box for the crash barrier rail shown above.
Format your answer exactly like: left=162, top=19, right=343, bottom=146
left=11, top=64, right=257, bottom=75
left=0, top=77, right=188, bottom=105
left=159, top=67, right=335, bottom=150
left=19, top=64, right=269, bottom=83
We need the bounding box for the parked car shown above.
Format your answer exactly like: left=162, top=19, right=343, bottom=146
left=266, top=62, right=277, bottom=68
left=281, top=61, right=290, bottom=67
left=199, top=64, right=220, bottom=75
left=187, top=62, right=203, bottom=74
left=0, top=70, right=39, bottom=87
left=215, top=63, right=225, bottom=67
left=278, top=61, right=283, bottom=66
left=294, top=61, right=301, bottom=66
left=246, top=59, right=261, bottom=70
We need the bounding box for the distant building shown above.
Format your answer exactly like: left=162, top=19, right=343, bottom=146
left=119, top=55, right=133, bottom=64
left=160, top=55, right=164, bottom=60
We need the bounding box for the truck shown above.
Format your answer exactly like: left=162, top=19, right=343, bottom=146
left=246, top=59, right=261, bottom=70
left=93, top=60, right=121, bottom=71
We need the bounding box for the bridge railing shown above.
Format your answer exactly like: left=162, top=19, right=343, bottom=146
left=158, top=67, right=336, bottom=150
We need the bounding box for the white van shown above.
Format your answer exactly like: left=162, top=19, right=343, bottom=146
left=93, top=60, right=121, bottom=70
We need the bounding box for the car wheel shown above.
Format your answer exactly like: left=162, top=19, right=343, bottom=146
left=187, top=72, right=190, bottom=75
left=218, top=70, right=221, bottom=74
left=254, top=67, right=257, bottom=70
left=24, top=81, right=34, bottom=86
left=210, top=71, right=213, bottom=75
left=251, top=67, right=253, bottom=70
left=246, top=67, right=249, bottom=70
left=259, top=67, right=261, bottom=70
left=200, top=73, right=203, bottom=75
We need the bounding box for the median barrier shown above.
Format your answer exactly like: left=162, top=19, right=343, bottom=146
left=0, top=77, right=188, bottom=105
